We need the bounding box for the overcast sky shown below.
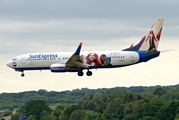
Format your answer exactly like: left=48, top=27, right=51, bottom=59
left=0, top=0, right=179, bottom=93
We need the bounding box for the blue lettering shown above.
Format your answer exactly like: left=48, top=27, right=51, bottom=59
left=29, top=54, right=58, bottom=59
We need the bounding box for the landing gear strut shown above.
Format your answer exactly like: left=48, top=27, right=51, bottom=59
left=21, top=71, right=25, bottom=77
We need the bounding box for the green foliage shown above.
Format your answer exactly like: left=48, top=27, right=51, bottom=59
left=64, top=105, right=80, bottom=117
left=93, top=97, right=105, bottom=113
left=175, top=113, right=179, bottom=119
left=22, top=99, right=52, bottom=120
left=69, top=110, right=103, bottom=120
left=136, top=101, right=165, bottom=118
left=155, top=101, right=179, bottom=120
left=11, top=114, right=21, bottom=120
left=52, top=103, right=68, bottom=118
left=2, top=110, right=12, bottom=117
left=69, top=110, right=85, bottom=120
left=82, top=110, right=103, bottom=120
left=141, top=116, right=156, bottom=120
left=27, top=115, right=35, bottom=120
left=153, top=88, right=166, bottom=96
left=4, top=85, right=179, bottom=119
left=123, top=115, right=136, bottom=120
left=0, top=85, right=179, bottom=110
left=104, top=99, right=124, bottom=119
left=40, top=114, right=57, bottom=120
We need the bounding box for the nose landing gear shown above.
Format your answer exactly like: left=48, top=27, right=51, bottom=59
left=21, top=71, right=25, bottom=77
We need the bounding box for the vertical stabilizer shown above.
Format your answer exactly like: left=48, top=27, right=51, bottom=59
left=123, top=18, right=164, bottom=51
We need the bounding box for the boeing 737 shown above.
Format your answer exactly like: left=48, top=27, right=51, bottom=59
left=7, top=18, right=164, bottom=77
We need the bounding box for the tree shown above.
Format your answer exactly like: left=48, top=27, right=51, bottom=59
left=141, top=116, right=156, bottom=120
left=78, top=96, right=92, bottom=110
left=22, top=99, right=52, bottom=120
left=104, top=99, right=124, bottom=119
left=155, top=101, right=179, bottom=120
left=40, top=114, right=57, bottom=120
left=81, top=110, right=103, bottom=120
left=64, top=104, right=80, bottom=117
left=69, top=110, right=86, bottom=120
left=52, top=103, right=68, bottom=118
left=87, top=100, right=96, bottom=110
left=3, top=110, right=12, bottom=117
left=93, top=97, right=106, bottom=113
left=153, top=88, right=166, bottom=96
left=136, top=101, right=164, bottom=119
left=11, top=114, right=21, bottom=120
left=123, top=92, right=134, bottom=103
left=27, top=115, right=35, bottom=120
left=123, top=115, right=136, bottom=120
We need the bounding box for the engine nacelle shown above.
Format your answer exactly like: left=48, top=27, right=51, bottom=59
left=50, top=63, right=66, bottom=72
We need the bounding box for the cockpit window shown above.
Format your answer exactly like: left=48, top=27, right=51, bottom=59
left=12, top=58, right=17, bottom=61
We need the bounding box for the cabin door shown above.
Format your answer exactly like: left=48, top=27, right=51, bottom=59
left=130, top=53, right=135, bottom=62
left=21, top=56, right=25, bottom=65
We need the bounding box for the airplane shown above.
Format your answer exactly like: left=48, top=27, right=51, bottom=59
left=7, top=18, right=164, bottom=77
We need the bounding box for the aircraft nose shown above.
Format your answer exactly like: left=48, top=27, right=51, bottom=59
left=6, top=61, right=13, bottom=68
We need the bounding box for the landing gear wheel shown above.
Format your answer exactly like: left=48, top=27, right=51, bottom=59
left=21, top=73, right=25, bottom=77
left=78, top=71, right=84, bottom=76
left=86, top=71, right=92, bottom=76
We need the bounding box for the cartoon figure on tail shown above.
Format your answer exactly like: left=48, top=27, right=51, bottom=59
left=123, top=18, right=164, bottom=51
left=145, top=30, right=158, bottom=50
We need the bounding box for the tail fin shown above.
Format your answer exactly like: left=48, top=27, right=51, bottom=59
left=123, top=18, right=164, bottom=51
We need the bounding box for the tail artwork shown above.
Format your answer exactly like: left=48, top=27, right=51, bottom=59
left=19, top=114, right=27, bottom=120
left=123, top=18, right=164, bottom=51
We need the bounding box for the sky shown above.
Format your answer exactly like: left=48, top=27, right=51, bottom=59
left=0, top=0, right=179, bottom=93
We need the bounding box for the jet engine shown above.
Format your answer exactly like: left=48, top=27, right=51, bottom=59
left=50, top=63, right=66, bottom=72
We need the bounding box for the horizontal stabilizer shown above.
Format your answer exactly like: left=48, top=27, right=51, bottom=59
left=160, top=49, right=175, bottom=53
left=144, top=49, right=158, bottom=55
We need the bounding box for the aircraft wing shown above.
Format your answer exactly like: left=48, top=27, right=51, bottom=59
left=66, top=42, right=88, bottom=69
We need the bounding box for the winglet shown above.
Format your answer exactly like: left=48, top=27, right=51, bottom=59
left=74, top=42, right=82, bottom=55
left=130, top=44, right=134, bottom=48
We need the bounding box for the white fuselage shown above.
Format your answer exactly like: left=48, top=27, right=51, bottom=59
left=7, top=51, right=140, bottom=70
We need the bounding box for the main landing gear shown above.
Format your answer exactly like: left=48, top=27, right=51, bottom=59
left=86, top=71, right=92, bottom=76
left=77, top=70, right=92, bottom=76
